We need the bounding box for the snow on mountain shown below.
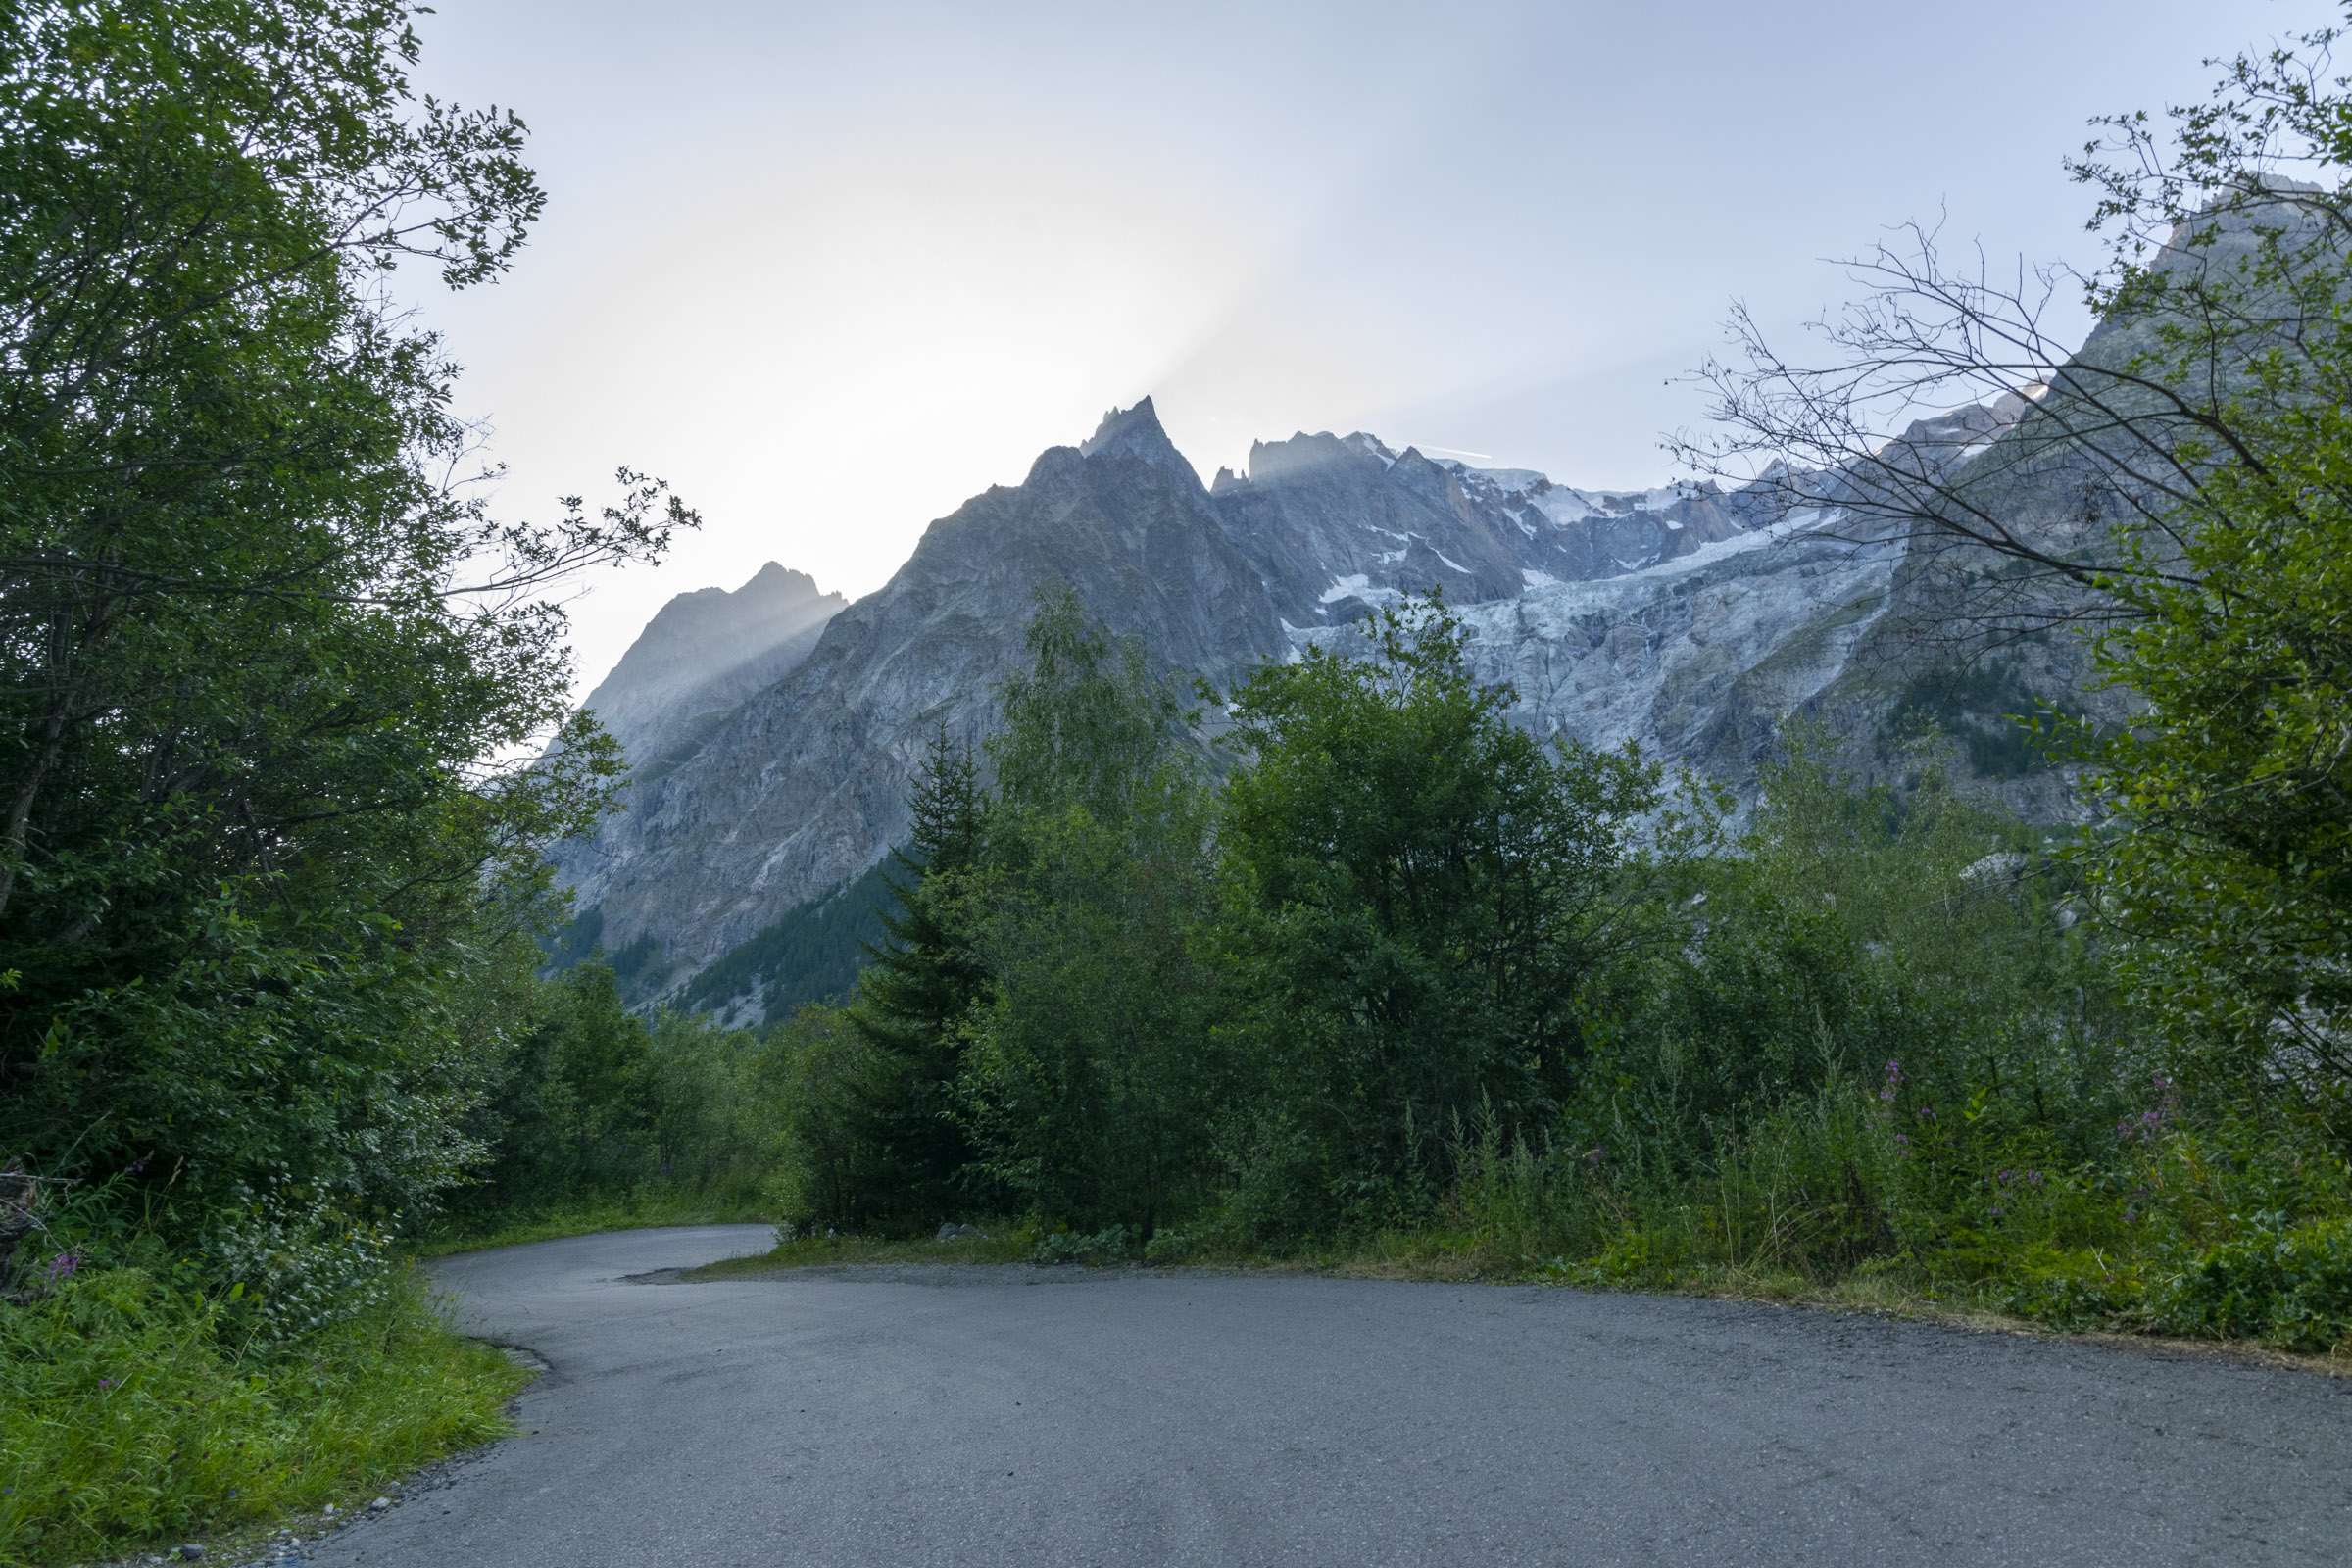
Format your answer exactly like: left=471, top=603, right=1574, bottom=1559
left=555, top=391, right=2106, bottom=1008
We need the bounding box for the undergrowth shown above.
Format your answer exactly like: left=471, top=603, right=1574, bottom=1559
left=698, top=1096, right=2352, bottom=1374
left=0, top=1264, right=525, bottom=1568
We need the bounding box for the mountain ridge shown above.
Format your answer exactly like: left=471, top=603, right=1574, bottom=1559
left=554, top=394, right=2093, bottom=1012
left=575, top=562, right=847, bottom=781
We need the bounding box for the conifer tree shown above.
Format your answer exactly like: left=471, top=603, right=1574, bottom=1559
left=840, top=729, right=993, bottom=1229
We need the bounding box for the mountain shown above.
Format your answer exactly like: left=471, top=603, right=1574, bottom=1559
left=552, top=394, right=2092, bottom=1014
left=551, top=399, right=1284, bottom=1004
left=575, top=563, right=846, bottom=782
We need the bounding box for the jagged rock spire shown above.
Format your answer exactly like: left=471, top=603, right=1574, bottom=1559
left=1077, top=397, right=1200, bottom=488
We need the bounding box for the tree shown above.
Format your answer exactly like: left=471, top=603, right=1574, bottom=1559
left=1215, top=595, right=1661, bottom=1228
left=835, top=729, right=992, bottom=1232
left=0, top=1, right=689, bottom=1312
left=1679, top=12, right=2352, bottom=1104
left=956, top=583, right=1228, bottom=1237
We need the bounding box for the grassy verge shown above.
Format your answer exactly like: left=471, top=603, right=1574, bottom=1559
left=0, top=1265, right=528, bottom=1568
left=415, top=1195, right=774, bottom=1258
left=1336, top=1230, right=2352, bottom=1375
left=688, top=1223, right=2352, bottom=1377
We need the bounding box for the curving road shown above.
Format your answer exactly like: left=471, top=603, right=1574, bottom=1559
left=299, top=1226, right=2352, bottom=1567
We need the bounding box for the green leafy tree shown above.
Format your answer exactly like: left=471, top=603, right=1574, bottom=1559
left=957, top=583, right=1228, bottom=1238
left=0, top=1, right=688, bottom=1308
left=1215, top=595, right=1661, bottom=1229
left=1684, top=11, right=2352, bottom=1120
left=452, top=962, right=652, bottom=1215
left=2058, top=31, right=2352, bottom=1099
left=2087, top=459, right=2352, bottom=1095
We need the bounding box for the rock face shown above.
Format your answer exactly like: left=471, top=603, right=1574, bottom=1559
left=555, top=393, right=2098, bottom=1004
left=554, top=400, right=1285, bottom=990
left=575, top=562, right=846, bottom=780
left=1211, top=427, right=1790, bottom=629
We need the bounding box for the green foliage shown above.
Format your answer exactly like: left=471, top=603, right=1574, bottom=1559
left=542, top=903, right=608, bottom=973
left=828, top=733, right=994, bottom=1234
left=440, top=964, right=772, bottom=1233
left=2144, top=1216, right=2352, bottom=1349
left=760, top=1002, right=880, bottom=1232
left=1580, top=735, right=2129, bottom=1169
left=1997, top=1111, right=2352, bottom=1350
left=0, top=1264, right=523, bottom=1568
left=1215, top=595, right=1662, bottom=1228
left=957, top=585, right=1228, bottom=1236
left=2045, top=18, right=2352, bottom=1116
left=1032, top=1225, right=1140, bottom=1265
left=2083, top=404, right=2352, bottom=1095
left=0, top=0, right=688, bottom=1312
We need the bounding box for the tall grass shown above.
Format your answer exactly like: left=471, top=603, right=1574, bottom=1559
left=0, top=1265, right=526, bottom=1568
left=1331, top=1093, right=2352, bottom=1358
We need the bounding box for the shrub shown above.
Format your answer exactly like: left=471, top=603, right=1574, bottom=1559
left=0, top=1265, right=522, bottom=1567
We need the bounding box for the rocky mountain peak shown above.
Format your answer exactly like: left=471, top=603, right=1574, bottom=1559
left=1077, top=397, right=1200, bottom=487
left=1241, top=429, right=1393, bottom=485
left=736, top=561, right=826, bottom=600
left=576, top=561, right=846, bottom=772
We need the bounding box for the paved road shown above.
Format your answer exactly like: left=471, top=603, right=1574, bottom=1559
left=304, top=1225, right=2352, bottom=1567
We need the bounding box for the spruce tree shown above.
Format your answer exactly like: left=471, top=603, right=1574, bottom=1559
left=841, top=729, right=994, bottom=1230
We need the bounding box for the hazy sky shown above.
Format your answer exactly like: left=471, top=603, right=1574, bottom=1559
left=405, top=0, right=2321, bottom=695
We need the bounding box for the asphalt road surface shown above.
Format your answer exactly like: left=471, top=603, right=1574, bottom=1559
left=299, top=1225, right=2352, bottom=1567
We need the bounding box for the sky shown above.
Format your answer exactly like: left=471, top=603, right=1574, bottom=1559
left=402, top=0, right=2327, bottom=697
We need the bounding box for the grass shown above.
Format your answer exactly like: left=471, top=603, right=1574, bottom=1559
left=684, top=1219, right=2352, bottom=1378
left=0, top=1265, right=528, bottom=1568
left=0, top=1191, right=776, bottom=1568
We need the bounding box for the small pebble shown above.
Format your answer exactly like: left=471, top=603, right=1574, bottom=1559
left=177, top=1548, right=205, bottom=1562
left=370, top=1496, right=390, bottom=1511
